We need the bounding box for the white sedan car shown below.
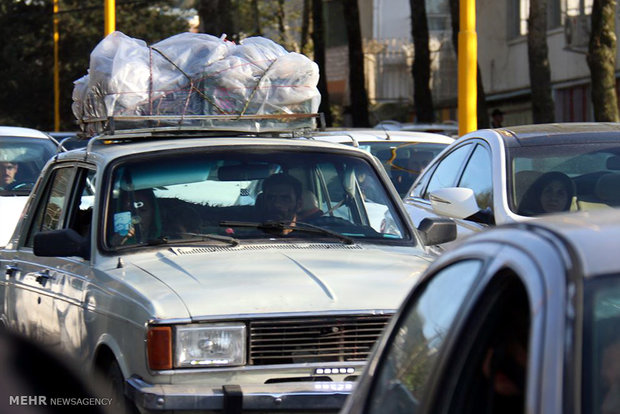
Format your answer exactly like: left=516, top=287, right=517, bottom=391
left=313, top=129, right=454, bottom=197
left=0, top=126, right=58, bottom=247
left=401, top=123, right=620, bottom=249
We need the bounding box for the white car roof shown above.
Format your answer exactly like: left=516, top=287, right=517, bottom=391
left=313, top=129, right=454, bottom=145
left=0, top=126, right=51, bottom=139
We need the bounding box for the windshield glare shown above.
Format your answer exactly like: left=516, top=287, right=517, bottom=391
left=0, top=136, right=56, bottom=194
left=106, top=150, right=410, bottom=248
left=509, top=143, right=620, bottom=216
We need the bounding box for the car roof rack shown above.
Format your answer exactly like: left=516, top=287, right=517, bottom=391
left=81, top=113, right=321, bottom=135
left=80, top=113, right=325, bottom=152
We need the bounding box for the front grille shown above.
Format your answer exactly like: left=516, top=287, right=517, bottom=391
left=249, top=314, right=392, bottom=365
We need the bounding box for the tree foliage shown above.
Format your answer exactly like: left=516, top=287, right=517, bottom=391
left=0, top=0, right=188, bottom=131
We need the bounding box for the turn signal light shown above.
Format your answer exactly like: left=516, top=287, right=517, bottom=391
left=147, top=326, right=172, bottom=370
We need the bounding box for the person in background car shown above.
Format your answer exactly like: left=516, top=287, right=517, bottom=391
left=518, top=171, right=575, bottom=216
left=0, top=161, right=19, bottom=190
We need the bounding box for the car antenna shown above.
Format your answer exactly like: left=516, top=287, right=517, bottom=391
left=378, top=123, right=392, bottom=141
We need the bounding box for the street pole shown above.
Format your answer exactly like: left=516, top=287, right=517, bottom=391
left=458, top=0, right=477, bottom=136
left=104, top=0, right=116, bottom=36
left=53, top=0, right=60, bottom=131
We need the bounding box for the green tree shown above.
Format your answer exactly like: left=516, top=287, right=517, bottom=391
left=0, top=0, right=188, bottom=131
left=587, top=0, right=619, bottom=121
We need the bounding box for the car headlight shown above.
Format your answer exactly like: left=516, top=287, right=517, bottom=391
left=174, top=323, right=246, bottom=368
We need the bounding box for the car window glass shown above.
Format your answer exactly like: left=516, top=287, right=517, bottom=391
left=68, top=169, right=96, bottom=238
left=441, top=274, right=530, bottom=414
left=25, top=167, right=74, bottom=247
left=424, top=144, right=472, bottom=200
left=366, top=260, right=482, bottom=414
left=409, top=163, right=436, bottom=199
left=105, top=151, right=411, bottom=248
left=0, top=135, right=56, bottom=195
left=458, top=144, right=493, bottom=211
left=583, top=276, right=620, bottom=414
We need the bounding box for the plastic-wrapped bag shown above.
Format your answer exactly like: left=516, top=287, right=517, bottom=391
left=73, top=31, right=320, bottom=134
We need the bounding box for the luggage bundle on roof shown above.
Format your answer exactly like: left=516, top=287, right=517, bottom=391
left=72, top=32, right=321, bottom=135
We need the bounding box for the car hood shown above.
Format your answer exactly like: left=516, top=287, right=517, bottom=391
left=0, top=196, right=27, bottom=247
left=126, top=244, right=431, bottom=319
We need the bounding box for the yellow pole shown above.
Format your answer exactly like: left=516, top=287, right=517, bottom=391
left=53, top=0, right=60, bottom=131
left=104, top=0, right=116, bottom=36
left=458, top=0, right=477, bottom=136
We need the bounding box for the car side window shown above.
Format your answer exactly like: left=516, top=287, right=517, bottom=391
left=25, top=167, right=75, bottom=247
left=67, top=169, right=96, bottom=239
left=366, top=260, right=483, bottom=414
left=439, top=272, right=531, bottom=414
left=424, top=144, right=472, bottom=200
left=458, top=144, right=493, bottom=211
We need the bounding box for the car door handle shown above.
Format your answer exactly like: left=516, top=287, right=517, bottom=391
left=5, top=265, right=20, bottom=278
left=35, top=270, right=52, bottom=286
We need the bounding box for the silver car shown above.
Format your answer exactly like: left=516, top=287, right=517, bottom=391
left=0, top=126, right=58, bottom=247
left=0, top=122, right=453, bottom=413
left=401, top=122, right=620, bottom=250
left=341, top=209, right=620, bottom=414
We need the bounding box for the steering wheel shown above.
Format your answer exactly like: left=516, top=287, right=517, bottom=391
left=10, top=182, right=35, bottom=191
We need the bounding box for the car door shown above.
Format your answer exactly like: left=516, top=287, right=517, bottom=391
left=6, top=165, right=96, bottom=357
left=5, top=165, right=76, bottom=346
left=346, top=258, right=484, bottom=414
left=404, top=141, right=493, bottom=247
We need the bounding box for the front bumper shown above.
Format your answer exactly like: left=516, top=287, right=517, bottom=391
left=126, top=377, right=354, bottom=412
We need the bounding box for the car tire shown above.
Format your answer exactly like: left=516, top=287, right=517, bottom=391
left=105, top=359, right=138, bottom=414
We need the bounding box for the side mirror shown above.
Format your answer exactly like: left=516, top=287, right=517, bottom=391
left=429, top=187, right=480, bottom=219
left=417, top=217, right=457, bottom=246
left=34, top=229, right=90, bottom=260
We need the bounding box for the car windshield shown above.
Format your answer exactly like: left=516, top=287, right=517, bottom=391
left=355, top=142, right=447, bottom=197
left=105, top=148, right=411, bottom=249
left=508, top=143, right=620, bottom=216
left=0, top=136, right=57, bottom=195
left=583, top=275, right=620, bottom=414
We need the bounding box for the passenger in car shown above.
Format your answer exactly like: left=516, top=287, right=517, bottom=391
left=0, top=161, right=18, bottom=190
left=601, top=323, right=620, bottom=414
left=111, top=188, right=162, bottom=246
left=518, top=171, right=575, bottom=215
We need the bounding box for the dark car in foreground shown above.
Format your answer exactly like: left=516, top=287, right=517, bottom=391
left=341, top=209, right=620, bottom=414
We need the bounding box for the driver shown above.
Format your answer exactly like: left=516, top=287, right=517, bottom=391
left=0, top=161, right=19, bottom=190
left=259, top=173, right=303, bottom=224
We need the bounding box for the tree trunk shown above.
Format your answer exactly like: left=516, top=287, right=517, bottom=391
left=587, top=0, right=620, bottom=121
left=409, top=0, right=435, bottom=122
left=312, top=0, right=333, bottom=126
left=449, top=0, right=489, bottom=128
left=197, top=0, right=236, bottom=41
left=342, top=0, right=370, bottom=127
left=276, top=0, right=288, bottom=46
left=300, top=0, right=311, bottom=53
left=527, top=0, right=555, bottom=123
left=252, top=0, right=262, bottom=36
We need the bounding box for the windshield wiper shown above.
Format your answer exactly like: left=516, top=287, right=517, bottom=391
left=176, top=232, right=240, bottom=247
left=220, top=220, right=355, bottom=245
